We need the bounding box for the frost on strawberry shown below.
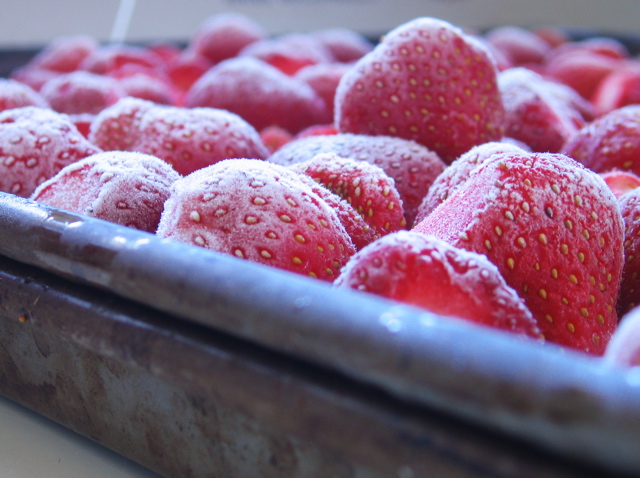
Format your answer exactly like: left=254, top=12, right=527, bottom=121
left=335, top=231, right=542, bottom=339
left=31, top=151, right=180, bottom=233
left=268, top=133, right=446, bottom=227
left=335, top=17, right=505, bottom=164
left=413, top=151, right=624, bottom=355
left=156, top=159, right=356, bottom=282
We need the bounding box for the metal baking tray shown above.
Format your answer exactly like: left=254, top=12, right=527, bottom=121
left=1, top=191, right=640, bottom=478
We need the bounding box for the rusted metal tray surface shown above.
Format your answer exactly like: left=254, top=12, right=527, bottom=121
left=1, top=192, right=640, bottom=477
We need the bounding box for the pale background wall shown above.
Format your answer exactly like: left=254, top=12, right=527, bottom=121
left=0, top=0, right=638, bottom=49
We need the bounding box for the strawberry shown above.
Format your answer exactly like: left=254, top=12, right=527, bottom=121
left=334, top=17, right=505, bottom=164
left=27, top=35, right=99, bottom=73
left=294, top=124, right=338, bottom=140
left=260, top=125, right=294, bottom=155
left=0, top=106, right=101, bottom=197
left=0, top=78, right=50, bottom=111
left=498, top=67, right=589, bottom=153
left=115, top=70, right=179, bottom=106
left=561, top=105, right=640, bottom=176
left=185, top=57, right=331, bottom=134
left=484, top=25, right=552, bottom=67
left=239, top=33, right=334, bottom=76
left=605, top=306, right=640, bottom=368
left=89, top=96, right=155, bottom=151
left=311, top=28, right=374, bottom=63
left=156, top=159, right=355, bottom=281
left=189, top=13, right=267, bottom=65
left=40, top=70, right=126, bottom=115
left=135, top=105, right=269, bottom=175
left=289, top=152, right=406, bottom=238
left=600, top=170, right=640, bottom=199
left=335, top=231, right=542, bottom=339
left=294, top=62, right=351, bottom=119
left=591, top=61, right=640, bottom=116
left=413, top=151, right=624, bottom=355
left=78, top=44, right=165, bottom=76
left=616, top=188, right=640, bottom=316
left=10, top=65, right=61, bottom=92
left=267, top=133, right=446, bottom=227
left=414, top=140, right=528, bottom=224
left=164, top=49, right=212, bottom=98
left=31, top=151, right=180, bottom=232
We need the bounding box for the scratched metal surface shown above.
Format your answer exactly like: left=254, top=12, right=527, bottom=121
left=0, top=193, right=639, bottom=477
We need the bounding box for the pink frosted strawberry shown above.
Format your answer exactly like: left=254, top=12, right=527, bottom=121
left=268, top=133, right=446, bottom=227
left=413, top=150, right=624, bottom=355
left=89, top=96, right=155, bottom=151
left=605, top=306, right=640, bottom=368
left=311, top=28, right=374, bottom=63
left=484, top=25, right=551, bottom=67
left=600, top=170, right=640, bottom=199
left=156, top=159, right=355, bottom=281
left=289, top=152, right=406, bottom=238
left=335, top=231, right=542, bottom=339
left=31, top=151, right=180, bottom=232
left=0, top=78, right=50, bottom=111
left=185, top=57, right=330, bottom=134
left=335, top=17, right=505, bottom=163
left=28, top=35, right=99, bottom=73
left=0, top=106, right=101, bottom=197
left=616, top=188, right=640, bottom=316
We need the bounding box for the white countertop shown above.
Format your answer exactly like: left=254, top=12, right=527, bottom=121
left=0, top=395, right=160, bottom=478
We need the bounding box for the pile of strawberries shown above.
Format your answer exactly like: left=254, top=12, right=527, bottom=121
left=3, top=13, right=640, bottom=363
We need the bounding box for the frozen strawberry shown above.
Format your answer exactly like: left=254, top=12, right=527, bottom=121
left=0, top=106, right=101, bottom=197
left=335, top=231, right=542, bottom=339
left=414, top=141, right=528, bottom=224
left=295, top=62, right=351, bottom=118
left=268, top=133, right=446, bottom=227
left=189, top=13, right=267, bottom=65
left=600, top=170, right=640, bottom=198
left=10, top=65, right=61, bottom=92
left=79, top=44, right=164, bottom=76
left=28, top=35, right=99, bottom=73
left=335, top=17, right=505, bottom=164
left=70, top=113, right=95, bottom=138
left=0, top=78, right=49, bottom=111
left=116, top=71, right=179, bottom=105
left=616, top=188, right=640, bottom=316
left=239, top=33, right=334, bottom=76
left=291, top=167, right=378, bottom=250
left=591, top=61, right=640, bottom=116
left=605, top=306, right=640, bottom=367
left=294, top=124, right=338, bottom=139
left=89, top=96, right=155, bottom=151
left=135, top=105, right=269, bottom=175
left=156, top=159, right=355, bottom=281
left=562, top=105, right=640, bottom=175
left=164, top=48, right=212, bottom=96
left=40, top=70, right=127, bottom=115
left=498, top=67, right=589, bottom=153
left=260, top=125, right=293, bottom=154
left=484, top=25, right=552, bottom=67
left=311, top=28, right=374, bottom=63
left=413, top=151, right=624, bottom=355
left=290, top=152, right=406, bottom=237
left=185, top=56, right=331, bottom=134
left=31, top=151, right=180, bottom=232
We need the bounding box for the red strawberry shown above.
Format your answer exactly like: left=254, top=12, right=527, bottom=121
left=414, top=140, right=528, bottom=224
left=189, top=13, right=267, bottom=65
left=294, top=124, right=338, bottom=140
left=268, top=133, right=446, bottom=227
left=185, top=57, right=331, bottom=134
left=156, top=159, right=355, bottom=281
left=31, top=151, right=180, bottom=232
left=0, top=106, right=101, bottom=197
left=28, top=35, right=99, bottom=73
left=294, top=62, right=351, bottom=118
left=616, top=188, right=640, bottom=316
left=605, top=306, right=640, bottom=367
left=498, top=67, right=589, bottom=153
left=290, top=152, right=406, bottom=238
left=89, top=96, right=155, bottom=151
left=0, top=78, right=50, bottom=111
left=78, top=44, right=164, bottom=76
left=334, top=17, right=505, bottom=164
left=484, top=25, right=552, bottom=67
left=260, top=125, right=294, bottom=155
left=591, top=61, right=640, bottom=116
left=239, top=33, right=334, bottom=76
left=164, top=49, right=212, bottom=97
left=311, top=28, right=374, bottom=63
left=40, top=70, right=126, bottom=115
left=561, top=105, right=640, bottom=175
left=10, top=65, right=61, bottom=92
left=600, top=170, right=640, bottom=198
left=135, top=105, right=269, bottom=175
left=413, top=151, right=624, bottom=355
left=335, top=231, right=542, bottom=339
